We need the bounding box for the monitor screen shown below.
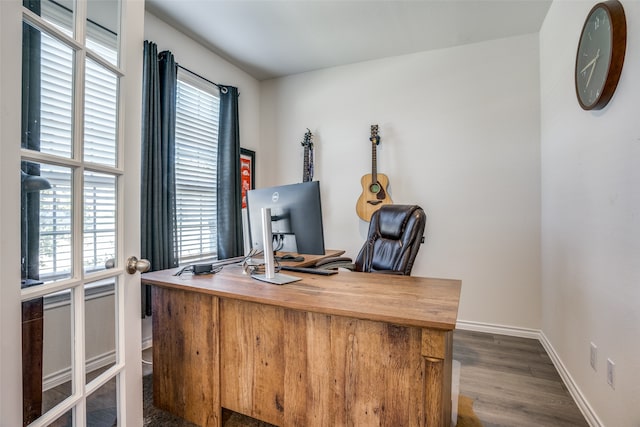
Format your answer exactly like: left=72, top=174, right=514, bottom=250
left=246, top=181, right=325, bottom=255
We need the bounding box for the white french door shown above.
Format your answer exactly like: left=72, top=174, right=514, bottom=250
left=0, top=0, right=145, bottom=425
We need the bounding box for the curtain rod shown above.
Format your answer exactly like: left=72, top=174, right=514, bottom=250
left=177, top=64, right=228, bottom=94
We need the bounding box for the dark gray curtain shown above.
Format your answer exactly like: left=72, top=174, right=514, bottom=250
left=140, top=41, right=178, bottom=317
left=21, top=13, right=42, bottom=284
left=216, top=86, right=244, bottom=259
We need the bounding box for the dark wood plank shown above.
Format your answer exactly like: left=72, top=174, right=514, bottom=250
left=453, top=330, right=588, bottom=426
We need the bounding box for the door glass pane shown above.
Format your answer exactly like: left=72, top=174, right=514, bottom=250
left=22, top=162, right=73, bottom=286
left=40, top=290, right=73, bottom=417
left=85, top=279, right=116, bottom=384
left=49, top=409, right=73, bottom=427
left=84, top=58, right=118, bottom=166
left=87, top=0, right=120, bottom=66
left=84, top=171, right=117, bottom=273
left=24, top=0, right=75, bottom=36
left=87, top=376, right=118, bottom=426
left=22, top=21, right=75, bottom=159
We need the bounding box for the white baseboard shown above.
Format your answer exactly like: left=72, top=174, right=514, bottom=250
left=455, top=319, right=540, bottom=339
left=43, top=351, right=116, bottom=392
left=141, top=336, right=153, bottom=351
left=43, top=337, right=153, bottom=391
left=456, top=320, right=602, bottom=427
left=538, top=331, right=603, bottom=427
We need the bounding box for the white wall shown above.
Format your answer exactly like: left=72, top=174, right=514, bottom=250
left=540, top=1, right=640, bottom=425
left=41, top=294, right=116, bottom=389
left=260, top=34, right=542, bottom=329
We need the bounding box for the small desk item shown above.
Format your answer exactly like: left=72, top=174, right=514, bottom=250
left=275, top=249, right=345, bottom=268
left=275, top=254, right=305, bottom=262
left=279, top=265, right=338, bottom=275
left=143, top=266, right=461, bottom=427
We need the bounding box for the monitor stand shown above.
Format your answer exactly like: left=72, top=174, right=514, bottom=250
left=253, top=208, right=301, bottom=285
left=252, top=272, right=301, bottom=285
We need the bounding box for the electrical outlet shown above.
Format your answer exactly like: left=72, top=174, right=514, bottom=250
left=606, top=358, right=615, bottom=389
left=590, top=342, right=597, bottom=370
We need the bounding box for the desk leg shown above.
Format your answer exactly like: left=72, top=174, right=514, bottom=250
left=152, top=286, right=221, bottom=427
left=422, top=329, right=453, bottom=427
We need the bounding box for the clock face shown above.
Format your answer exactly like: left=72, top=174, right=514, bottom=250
left=575, top=6, right=613, bottom=109
left=575, top=0, right=626, bottom=111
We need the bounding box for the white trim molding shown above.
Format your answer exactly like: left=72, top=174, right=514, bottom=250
left=456, top=319, right=540, bottom=339
left=456, top=320, right=602, bottom=427
left=141, top=336, right=153, bottom=351
left=538, top=331, right=604, bottom=427
left=43, top=350, right=116, bottom=392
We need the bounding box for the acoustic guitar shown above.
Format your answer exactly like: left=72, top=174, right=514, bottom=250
left=301, top=128, right=314, bottom=182
left=356, top=125, right=392, bottom=221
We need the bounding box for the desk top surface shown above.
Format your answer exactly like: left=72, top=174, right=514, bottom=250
left=142, top=256, right=461, bottom=331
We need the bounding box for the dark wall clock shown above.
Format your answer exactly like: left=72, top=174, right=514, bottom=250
left=575, top=0, right=626, bottom=110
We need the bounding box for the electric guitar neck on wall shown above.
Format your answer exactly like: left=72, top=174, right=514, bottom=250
left=301, top=128, right=314, bottom=183
left=356, top=125, right=392, bottom=221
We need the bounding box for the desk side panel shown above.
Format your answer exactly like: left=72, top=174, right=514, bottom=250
left=283, top=311, right=334, bottom=426
left=329, top=317, right=425, bottom=427
left=221, top=299, right=428, bottom=427
left=220, top=299, right=285, bottom=426
left=152, top=286, right=220, bottom=427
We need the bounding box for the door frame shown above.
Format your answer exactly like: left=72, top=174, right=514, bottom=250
left=120, top=0, right=146, bottom=424
left=0, top=0, right=27, bottom=424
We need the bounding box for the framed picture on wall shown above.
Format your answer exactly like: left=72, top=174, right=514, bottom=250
left=240, top=148, right=255, bottom=209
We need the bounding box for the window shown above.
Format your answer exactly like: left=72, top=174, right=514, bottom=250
left=175, top=69, right=220, bottom=264
left=34, top=1, right=119, bottom=281
left=38, top=18, right=220, bottom=273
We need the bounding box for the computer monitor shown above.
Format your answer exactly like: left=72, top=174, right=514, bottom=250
left=246, top=181, right=325, bottom=255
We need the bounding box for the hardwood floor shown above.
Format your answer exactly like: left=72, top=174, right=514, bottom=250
left=454, top=330, right=588, bottom=427
left=42, top=331, right=588, bottom=426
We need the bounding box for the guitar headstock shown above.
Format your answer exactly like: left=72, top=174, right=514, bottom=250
left=301, top=128, right=313, bottom=148
left=370, top=124, right=380, bottom=145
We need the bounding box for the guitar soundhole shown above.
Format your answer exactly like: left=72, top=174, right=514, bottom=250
left=369, top=183, right=380, bottom=193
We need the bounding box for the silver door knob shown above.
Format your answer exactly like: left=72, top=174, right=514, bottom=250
left=126, top=256, right=151, bottom=274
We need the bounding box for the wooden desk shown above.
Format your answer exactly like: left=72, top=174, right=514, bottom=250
left=143, top=265, right=461, bottom=427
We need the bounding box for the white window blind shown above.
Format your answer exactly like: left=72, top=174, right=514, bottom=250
left=175, top=69, right=220, bottom=264
left=36, top=1, right=119, bottom=281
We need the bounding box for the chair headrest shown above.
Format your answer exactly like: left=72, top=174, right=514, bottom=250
left=377, top=205, right=422, bottom=240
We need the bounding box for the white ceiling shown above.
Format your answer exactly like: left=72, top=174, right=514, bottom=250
left=145, top=0, right=552, bottom=81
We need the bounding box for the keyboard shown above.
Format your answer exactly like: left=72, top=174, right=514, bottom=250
left=279, top=266, right=338, bottom=275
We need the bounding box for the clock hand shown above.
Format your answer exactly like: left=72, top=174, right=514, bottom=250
left=580, top=49, right=601, bottom=74
left=586, top=61, right=595, bottom=88
left=584, top=49, right=600, bottom=88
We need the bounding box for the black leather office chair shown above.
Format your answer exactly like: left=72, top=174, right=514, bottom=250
left=354, top=204, right=426, bottom=275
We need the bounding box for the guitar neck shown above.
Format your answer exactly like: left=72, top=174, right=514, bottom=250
left=301, top=129, right=313, bottom=183
left=371, top=141, right=378, bottom=183
left=302, top=145, right=310, bottom=182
